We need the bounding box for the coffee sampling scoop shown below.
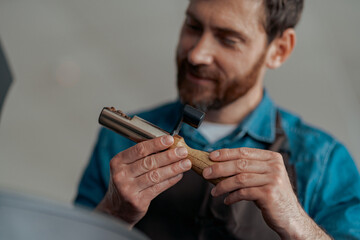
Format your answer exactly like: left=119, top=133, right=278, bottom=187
left=98, top=105, right=224, bottom=185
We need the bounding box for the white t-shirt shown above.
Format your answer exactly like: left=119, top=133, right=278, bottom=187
left=197, top=121, right=238, bottom=144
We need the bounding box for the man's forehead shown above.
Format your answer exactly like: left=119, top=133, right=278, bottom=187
left=187, top=0, right=264, bottom=15
left=187, top=0, right=265, bottom=34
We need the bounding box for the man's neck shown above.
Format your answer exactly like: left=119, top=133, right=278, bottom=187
left=204, top=82, right=263, bottom=125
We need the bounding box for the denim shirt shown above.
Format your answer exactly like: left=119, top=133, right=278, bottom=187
left=75, top=91, right=360, bottom=239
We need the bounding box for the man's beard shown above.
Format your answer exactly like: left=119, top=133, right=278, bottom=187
left=176, top=51, right=266, bottom=112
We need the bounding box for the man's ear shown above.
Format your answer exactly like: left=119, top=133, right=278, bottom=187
left=265, top=28, right=296, bottom=69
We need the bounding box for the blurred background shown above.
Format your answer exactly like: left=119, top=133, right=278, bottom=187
left=0, top=0, right=359, bottom=204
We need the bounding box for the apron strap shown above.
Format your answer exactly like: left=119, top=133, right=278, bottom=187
left=269, top=111, right=297, bottom=193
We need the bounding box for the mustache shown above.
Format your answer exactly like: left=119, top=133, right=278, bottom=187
left=184, top=61, right=221, bottom=81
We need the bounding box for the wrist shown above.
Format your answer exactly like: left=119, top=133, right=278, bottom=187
left=278, top=206, right=330, bottom=240
left=95, top=196, right=137, bottom=229
left=95, top=196, right=115, bottom=216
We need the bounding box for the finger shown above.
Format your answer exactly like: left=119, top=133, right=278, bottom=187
left=128, top=147, right=188, bottom=177
left=134, top=159, right=191, bottom=191
left=203, top=159, right=269, bottom=179
left=116, top=135, right=174, bottom=164
left=209, top=147, right=281, bottom=162
left=223, top=187, right=262, bottom=205
left=140, top=173, right=184, bottom=203
left=211, top=173, right=269, bottom=197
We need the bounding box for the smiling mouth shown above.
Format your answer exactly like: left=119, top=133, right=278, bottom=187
left=186, top=71, right=215, bottom=85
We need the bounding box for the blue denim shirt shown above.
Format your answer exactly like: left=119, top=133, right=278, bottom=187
left=75, top=91, right=360, bottom=239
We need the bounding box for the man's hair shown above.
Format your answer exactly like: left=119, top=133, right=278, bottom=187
left=262, top=0, right=304, bottom=43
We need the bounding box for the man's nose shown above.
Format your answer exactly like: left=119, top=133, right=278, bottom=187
left=187, top=34, right=214, bottom=66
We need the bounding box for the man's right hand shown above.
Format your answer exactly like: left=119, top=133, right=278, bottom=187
left=95, top=135, right=191, bottom=227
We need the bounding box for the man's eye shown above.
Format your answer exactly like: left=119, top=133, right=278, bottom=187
left=185, top=19, right=201, bottom=31
left=221, top=38, right=238, bottom=47
left=186, top=23, right=201, bottom=31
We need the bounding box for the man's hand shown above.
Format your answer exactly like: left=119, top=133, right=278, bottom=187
left=96, top=135, right=191, bottom=227
left=203, top=147, right=330, bottom=240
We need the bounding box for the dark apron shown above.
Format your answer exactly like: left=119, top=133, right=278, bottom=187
left=136, top=112, right=297, bottom=239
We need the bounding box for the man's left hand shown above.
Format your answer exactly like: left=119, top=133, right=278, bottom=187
left=202, top=147, right=330, bottom=239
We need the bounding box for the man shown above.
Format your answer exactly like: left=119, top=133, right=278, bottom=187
left=75, top=0, right=360, bottom=239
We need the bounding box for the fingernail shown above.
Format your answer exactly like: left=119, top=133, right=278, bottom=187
left=162, top=135, right=174, bottom=146
left=224, top=197, right=229, bottom=205
left=210, top=151, right=220, bottom=159
left=181, top=159, right=191, bottom=169
left=203, top=167, right=212, bottom=178
left=211, top=187, right=216, bottom=196
left=175, top=147, right=188, bottom=157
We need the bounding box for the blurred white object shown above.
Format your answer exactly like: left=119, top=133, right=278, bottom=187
left=0, top=190, right=148, bottom=240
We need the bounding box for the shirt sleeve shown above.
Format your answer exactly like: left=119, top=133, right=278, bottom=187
left=74, top=128, right=123, bottom=209
left=311, top=142, right=360, bottom=239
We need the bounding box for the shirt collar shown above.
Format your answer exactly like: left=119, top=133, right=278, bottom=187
left=179, top=89, right=277, bottom=145
left=239, top=90, right=277, bottom=143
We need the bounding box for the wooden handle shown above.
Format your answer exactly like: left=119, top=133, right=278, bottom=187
left=170, top=135, right=224, bottom=185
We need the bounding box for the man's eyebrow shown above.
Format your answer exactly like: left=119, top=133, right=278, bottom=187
left=185, top=11, right=201, bottom=23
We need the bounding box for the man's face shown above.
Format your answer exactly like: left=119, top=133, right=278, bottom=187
left=176, top=0, right=268, bottom=111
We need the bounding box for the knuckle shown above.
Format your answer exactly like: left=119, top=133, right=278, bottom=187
left=212, top=163, right=220, bottom=173
left=135, top=143, right=147, bottom=157
left=148, top=170, right=161, bottom=184
left=151, top=183, right=162, bottom=195
left=170, top=163, right=179, bottom=173
left=273, top=175, right=283, bottom=185
left=142, top=155, right=156, bottom=171
left=118, top=167, right=127, bottom=179
left=112, top=170, right=126, bottom=184
left=235, top=188, right=245, bottom=198
left=221, top=149, right=230, bottom=159
left=236, top=159, right=247, bottom=172
left=271, top=152, right=283, bottom=161
left=119, top=183, right=131, bottom=194
left=269, top=190, right=277, bottom=201
left=263, top=186, right=276, bottom=201
left=237, top=148, right=250, bottom=157
left=272, top=162, right=284, bottom=172
left=235, top=174, right=247, bottom=185
left=166, top=149, right=174, bottom=159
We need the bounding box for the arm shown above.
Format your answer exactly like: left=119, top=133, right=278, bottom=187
left=308, top=143, right=360, bottom=239
left=202, top=147, right=331, bottom=239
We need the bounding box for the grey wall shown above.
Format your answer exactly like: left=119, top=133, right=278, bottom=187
left=0, top=0, right=359, bottom=203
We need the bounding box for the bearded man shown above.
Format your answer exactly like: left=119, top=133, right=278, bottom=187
left=75, top=0, right=360, bottom=239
